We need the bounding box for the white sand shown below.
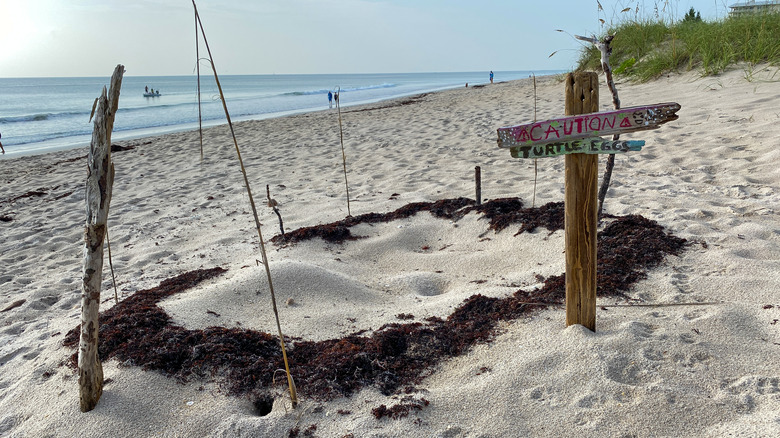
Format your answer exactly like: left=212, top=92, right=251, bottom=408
left=1, top=66, right=779, bottom=437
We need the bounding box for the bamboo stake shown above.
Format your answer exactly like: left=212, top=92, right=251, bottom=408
left=106, top=226, right=119, bottom=305
left=79, top=64, right=124, bottom=412
left=531, top=73, right=538, bottom=208
left=335, top=87, right=351, bottom=216
left=195, top=8, right=204, bottom=162
left=192, top=1, right=297, bottom=408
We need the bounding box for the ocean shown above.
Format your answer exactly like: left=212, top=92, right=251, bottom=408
left=0, top=71, right=560, bottom=158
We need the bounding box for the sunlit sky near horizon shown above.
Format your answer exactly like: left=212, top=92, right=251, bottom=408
left=0, top=0, right=732, bottom=78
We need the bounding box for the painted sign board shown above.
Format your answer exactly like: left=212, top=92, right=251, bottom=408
left=510, top=138, right=644, bottom=159
left=497, top=102, right=680, bottom=149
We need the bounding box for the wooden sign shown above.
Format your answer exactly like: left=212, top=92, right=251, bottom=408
left=510, top=138, right=644, bottom=159
left=497, top=103, right=680, bottom=149
left=495, top=71, right=681, bottom=332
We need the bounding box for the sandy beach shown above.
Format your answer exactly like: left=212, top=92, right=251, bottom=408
left=1, top=66, right=779, bottom=437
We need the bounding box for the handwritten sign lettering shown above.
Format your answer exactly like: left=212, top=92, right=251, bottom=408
left=497, top=103, right=680, bottom=149
left=510, top=138, right=644, bottom=159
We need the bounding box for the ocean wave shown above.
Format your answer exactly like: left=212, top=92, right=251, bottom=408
left=283, top=83, right=396, bottom=96
left=0, top=111, right=84, bottom=123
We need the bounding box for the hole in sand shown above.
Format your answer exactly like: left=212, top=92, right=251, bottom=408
left=253, top=396, right=274, bottom=416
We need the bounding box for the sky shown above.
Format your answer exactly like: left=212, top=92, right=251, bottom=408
left=0, top=0, right=733, bottom=78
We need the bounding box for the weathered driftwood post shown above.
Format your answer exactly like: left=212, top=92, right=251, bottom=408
left=79, top=64, right=124, bottom=412
left=496, top=73, right=680, bottom=332
left=564, top=72, right=599, bottom=330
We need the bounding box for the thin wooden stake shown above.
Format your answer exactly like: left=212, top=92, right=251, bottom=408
left=106, top=226, right=119, bottom=305
left=192, top=0, right=297, bottom=408
left=564, top=71, right=599, bottom=332
left=475, top=166, right=482, bottom=205
left=335, top=87, right=351, bottom=216
left=195, top=8, right=204, bottom=162
left=79, top=64, right=124, bottom=412
left=532, top=73, right=538, bottom=208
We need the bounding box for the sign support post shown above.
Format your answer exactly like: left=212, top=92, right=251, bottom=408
left=564, top=72, right=599, bottom=331
left=495, top=72, right=680, bottom=332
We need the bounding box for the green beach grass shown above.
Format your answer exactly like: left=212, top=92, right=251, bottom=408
left=577, top=6, right=780, bottom=81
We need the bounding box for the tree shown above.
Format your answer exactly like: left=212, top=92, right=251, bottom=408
left=683, top=7, right=702, bottom=23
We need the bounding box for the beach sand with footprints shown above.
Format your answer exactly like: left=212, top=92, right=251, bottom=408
left=1, top=66, right=779, bottom=437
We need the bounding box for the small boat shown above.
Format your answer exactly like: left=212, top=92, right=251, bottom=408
left=143, top=91, right=161, bottom=97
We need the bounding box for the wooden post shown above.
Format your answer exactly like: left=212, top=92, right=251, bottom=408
left=496, top=74, right=679, bottom=332
left=475, top=166, right=482, bottom=205
left=79, top=64, right=124, bottom=412
left=564, top=72, right=598, bottom=331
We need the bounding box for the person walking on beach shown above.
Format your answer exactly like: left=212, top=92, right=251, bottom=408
left=0, top=131, right=4, bottom=154
left=328, top=90, right=333, bottom=108
left=490, top=71, right=494, bottom=84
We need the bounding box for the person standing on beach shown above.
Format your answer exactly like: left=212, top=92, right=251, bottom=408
left=490, top=71, right=494, bottom=84
left=328, top=90, right=333, bottom=108
left=0, top=131, right=4, bottom=154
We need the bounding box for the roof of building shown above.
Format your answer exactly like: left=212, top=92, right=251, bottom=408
left=730, top=0, right=780, bottom=8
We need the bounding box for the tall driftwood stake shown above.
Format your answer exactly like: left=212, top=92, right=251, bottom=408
left=79, top=64, right=124, bottom=412
left=564, top=71, right=598, bottom=331
left=475, top=166, right=482, bottom=205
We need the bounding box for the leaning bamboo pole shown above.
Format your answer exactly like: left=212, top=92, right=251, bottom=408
left=195, top=7, right=204, bottom=161
left=79, top=64, right=124, bottom=412
left=335, top=87, right=351, bottom=216
left=192, top=0, right=297, bottom=408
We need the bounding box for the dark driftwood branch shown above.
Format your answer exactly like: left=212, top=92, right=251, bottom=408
left=576, top=34, right=622, bottom=219
left=79, top=64, right=123, bottom=412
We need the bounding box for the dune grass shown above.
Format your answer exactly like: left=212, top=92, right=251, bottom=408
left=577, top=10, right=780, bottom=81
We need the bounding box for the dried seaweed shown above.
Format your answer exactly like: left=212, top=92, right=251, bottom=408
left=372, top=396, right=430, bottom=419
left=63, top=201, right=687, bottom=405
left=271, top=197, right=475, bottom=245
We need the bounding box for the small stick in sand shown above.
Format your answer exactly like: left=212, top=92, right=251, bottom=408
left=475, top=166, right=481, bottom=206
left=267, top=184, right=285, bottom=236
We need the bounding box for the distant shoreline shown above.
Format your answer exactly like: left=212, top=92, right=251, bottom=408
left=0, top=71, right=562, bottom=160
